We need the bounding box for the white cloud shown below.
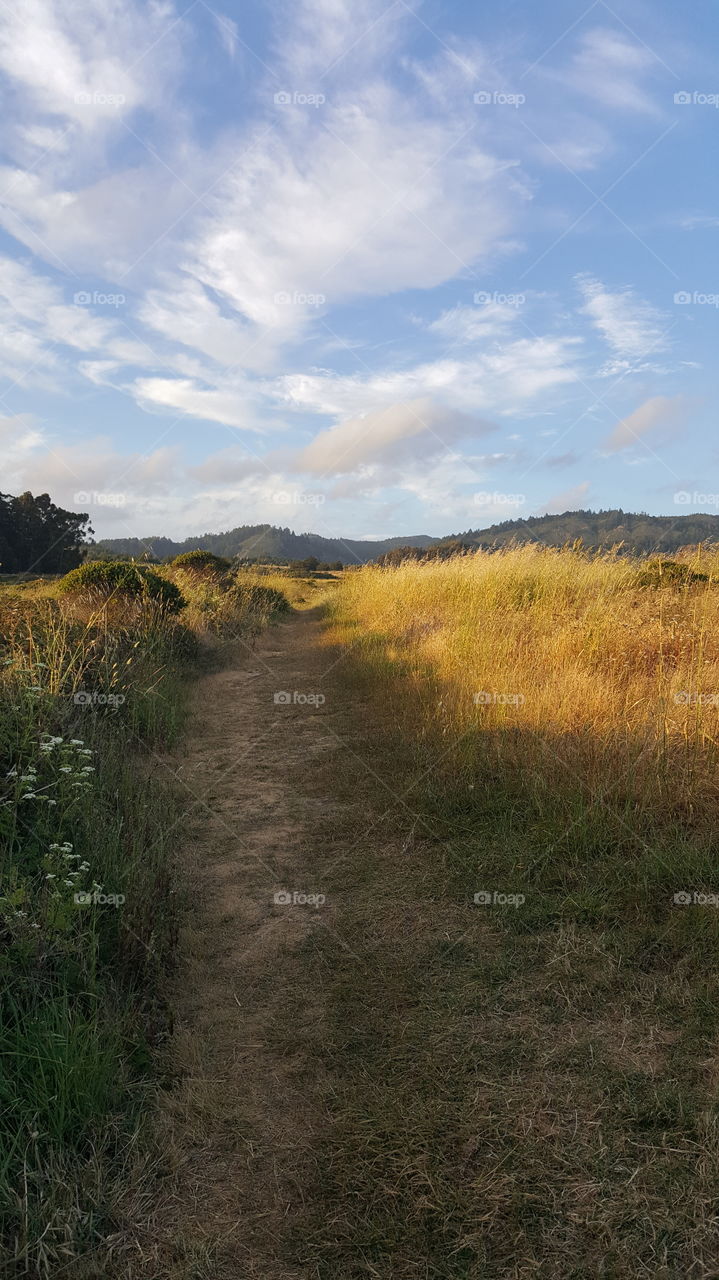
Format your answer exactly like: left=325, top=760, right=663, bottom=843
left=278, top=334, right=580, bottom=425
left=557, top=28, right=662, bottom=117
left=138, top=278, right=256, bottom=366
left=273, top=0, right=406, bottom=80
left=131, top=376, right=262, bottom=431
left=677, top=213, right=719, bottom=231
left=0, top=255, right=150, bottom=383
left=0, top=415, right=47, bottom=489
left=0, top=0, right=181, bottom=129
left=579, top=275, right=668, bottom=369
left=212, top=11, right=239, bottom=60
left=428, top=302, right=520, bottom=344
left=179, top=95, right=523, bottom=364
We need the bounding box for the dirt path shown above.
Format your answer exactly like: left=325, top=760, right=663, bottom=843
left=147, top=604, right=346, bottom=1279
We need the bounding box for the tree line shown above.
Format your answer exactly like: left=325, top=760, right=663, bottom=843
left=0, top=492, right=93, bottom=574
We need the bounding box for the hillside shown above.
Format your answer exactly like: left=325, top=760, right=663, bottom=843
left=94, top=524, right=435, bottom=565
left=94, top=510, right=719, bottom=566
left=452, top=509, right=719, bottom=554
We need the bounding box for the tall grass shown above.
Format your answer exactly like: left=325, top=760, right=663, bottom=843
left=0, top=568, right=290, bottom=1276
left=327, top=545, right=719, bottom=923
left=310, top=546, right=719, bottom=1275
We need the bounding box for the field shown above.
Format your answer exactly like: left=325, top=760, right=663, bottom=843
left=311, top=545, right=719, bottom=1277
left=4, top=545, right=719, bottom=1277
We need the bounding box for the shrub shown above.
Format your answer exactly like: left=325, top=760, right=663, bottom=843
left=634, top=558, right=709, bottom=588
left=171, top=549, right=231, bottom=576
left=57, top=560, right=186, bottom=613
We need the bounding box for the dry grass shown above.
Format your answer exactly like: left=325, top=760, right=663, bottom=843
left=328, top=545, right=719, bottom=840
left=286, top=545, right=719, bottom=1277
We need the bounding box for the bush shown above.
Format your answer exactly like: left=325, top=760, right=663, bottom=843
left=171, top=549, right=231, bottom=576
left=634, top=558, right=709, bottom=588
left=57, top=560, right=186, bottom=613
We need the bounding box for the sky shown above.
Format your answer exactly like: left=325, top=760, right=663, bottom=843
left=0, top=0, right=718, bottom=542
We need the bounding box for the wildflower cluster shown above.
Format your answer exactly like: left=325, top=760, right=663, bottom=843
left=44, top=841, right=94, bottom=902
left=4, top=735, right=96, bottom=810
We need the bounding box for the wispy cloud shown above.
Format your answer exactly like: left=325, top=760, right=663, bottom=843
left=602, top=394, right=688, bottom=453
left=578, top=275, right=669, bottom=371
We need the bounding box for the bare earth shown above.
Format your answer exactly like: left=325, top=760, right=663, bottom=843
left=148, top=606, right=342, bottom=1279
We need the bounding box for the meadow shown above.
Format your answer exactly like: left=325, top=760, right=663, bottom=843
left=306, top=544, right=719, bottom=1276
left=0, top=555, right=297, bottom=1278
left=6, top=542, right=719, bottom=1276
left=328, top=544, right=719, bottom=883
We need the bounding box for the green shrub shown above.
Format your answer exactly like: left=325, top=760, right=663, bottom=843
left=634, top=558, right=709, bottom=589
left=57, top=560, right=186, bottom=612
left=171, top=549, right=231, bottom=576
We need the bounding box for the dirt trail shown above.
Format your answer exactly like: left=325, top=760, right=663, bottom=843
left=148, top=604, right=345, bottom=1279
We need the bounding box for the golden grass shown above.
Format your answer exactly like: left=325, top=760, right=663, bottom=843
left=305, top=546, right=719, bottom=1276
left=328, top=545, right=719, bottom=830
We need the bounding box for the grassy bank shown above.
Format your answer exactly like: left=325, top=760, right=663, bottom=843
left=303, top=546, right=719, bottom=1277
left=0, top=565, right=292, bottom=1277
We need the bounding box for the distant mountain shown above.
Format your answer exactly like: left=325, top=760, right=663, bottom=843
left=93, top=524, right=436, bottom=565
left=451, top=509, right=719, bottom=555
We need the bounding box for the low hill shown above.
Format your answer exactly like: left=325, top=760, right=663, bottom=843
left=94, top=524, right=436, bottom=565
left=452, top=509, right=719, bottom=554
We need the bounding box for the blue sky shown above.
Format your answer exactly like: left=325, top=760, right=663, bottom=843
left=1, top=0, right=718, bottom=540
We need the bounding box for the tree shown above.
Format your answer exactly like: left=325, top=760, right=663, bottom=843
left=0, top=491, right=93, bottom=574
